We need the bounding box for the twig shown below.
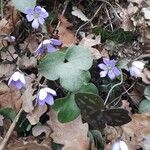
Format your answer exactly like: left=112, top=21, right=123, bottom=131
left=54, top=0, right=69, bottom=35
left=75, top=4, right=103, bottom=38
left=0, top=108, right=23, bottom=150
left=106, top=82, right=136, bottom=107
left=133, top=54, right=150, bottom=61
left=0, top=0, right=4, bottom=18
left=105, top=6, right=114, bottom=31
left=104, top=71, right=123, bottom=106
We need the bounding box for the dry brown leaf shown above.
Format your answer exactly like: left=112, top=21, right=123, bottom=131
left=32, top=125, right=51, bottom=138
left=0, top=114, right=4, bottom=126
left=21, top=75, right=36, bottom=113
left=58, top=16, right=77, bottom=47
left=121, top=113, right=150, bottom=150
left=27, top=105, right=47, bottom=125
left=0, top=63, right=15, bottom=79
left=120, top=100, right=132, bottom=114
left=47, top=110, right=89, bottom=150
left=0, top=3, right=20, bottom=48
left=18, top=56, right=37, bottom=69
left=79, top=35, right=102, bottom=59
left=0, top=83, right=22, bottom=112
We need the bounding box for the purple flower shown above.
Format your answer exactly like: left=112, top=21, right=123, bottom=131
left=35, top=39, right=62, bottom=55
left=98, top=58, right=121, bottom=80
left=37, top=87, right=57, bottom=106
left=25, top=6, right=49, bottom=29
left=129, top=61, right=145, bottom=77
left=8, top=71, right=26, bottom=89
left=112, top=140, right=129, bottom=150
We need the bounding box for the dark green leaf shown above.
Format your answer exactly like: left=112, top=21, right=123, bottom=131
left=139, top=99, right=150, bottom=113
left=0, top=107, right=16, bottom=121
left=144, top=86, right=150, bottom=100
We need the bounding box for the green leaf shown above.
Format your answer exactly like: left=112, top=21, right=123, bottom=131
left=38, top=45, right=93, bottom=91
left=53, top=93, right=80, bottom=123
left=79, top=83, right=99, bottom=95
left=12, top=0, right=36, bottom=13
left=0, top=108, right=16, bottom=121
left=93, top=27, right=137, bottom=43
left=139, top=99, right=150, bottom=113
left=144, top=86, right=150, bottom=101
left=117, top=59, right=130, bottom=70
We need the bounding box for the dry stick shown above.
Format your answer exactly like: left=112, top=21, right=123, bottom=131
left=75, top=4, right=103, bottom=38
left=0, top=0, right=3, bottom=18
left=0, top=108, right=23, bottom=150
left=53, top=0, right=69, bottom=35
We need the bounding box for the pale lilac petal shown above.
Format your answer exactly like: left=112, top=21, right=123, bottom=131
left=108, top=70, right=116, bottom=80
left=103, top=58, right=110, bottom=65
left=100, top=70, right=107, bottom=77
left=47, top=44, right=56, bottom=52
left=19, top=74, right=26, bottom=84
left=129, top=66, right=141, bottom=77
left=38, top=99, right=46, bottom=106
left=112, top=67, right=121, bottom=76
left=15, top=81, right=25, bottom=89
left=109, top=59, right=117, bottom=67
left=51, top=39, right=62, bottom=46
left=24, top=8, right=34, bottom=14
left=44, top=88, right=57, bottom=96
left=26, top=14, right=34, bottom=22
left=12, top=72, right=21, bottom=81
left=98, top=63, right=107, bottom=70
left=34, top=6, right=42, bottom=14
left=38, top=17, right=45, bottom=25
left=40, top=8, right=49, bottom=18
left=45, top=94, right=54, bottom=105
left=32, top=19, right=39, bottom=29
left=39, top=89, right=47, bottom=100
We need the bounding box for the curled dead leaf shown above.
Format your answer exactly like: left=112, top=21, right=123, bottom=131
left=32, top=125, right=51, bottom=138
left=27, top=105, right=47, bottom=125
left=47, top=110, right=89, bottom=150
left=0, top=114, right=4, bottom=126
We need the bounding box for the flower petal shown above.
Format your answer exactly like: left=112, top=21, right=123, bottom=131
left=98, top=63, right=107, bottom=70
left=24, top=8, right=34, bottom=15
left=103, top=58, right=110, bottom=65
left=34, top=6, right=42, bottom=14
left=47, top=44, right=56, bottom=52
left=19, top=74, right=26, bottom=84
left=100, top=70, right=107, bottom=77
left=108, top=70, right=116, bottom=80
left=50, top=39, right=62, bottom=46
left=39, top=89, right=47, bottom=100
left=12, top=72, right=21, bottom=81
left=44, top=87, right=57, bottom=96
left=32, top=19, right=39, bottom=29
left=38, top=17, right=45, bottom=25
left=112, top=67, right=121, bottom=76
left=40, top=8, right=49, bottom=18
left=26, top=14, right=34, bottom=22
left=45, top=94, right=54, bottom=105
left=14, top=80, right=25, bottom=89
left=38, top=99, right=46, bottom=106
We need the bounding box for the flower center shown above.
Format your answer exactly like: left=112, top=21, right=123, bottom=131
left=33, top=13, right=39, bottom=19
left=107, top=66, right=112, bottom=71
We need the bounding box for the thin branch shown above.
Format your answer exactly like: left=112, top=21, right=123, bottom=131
left=0, top=108, right=23, bottom=150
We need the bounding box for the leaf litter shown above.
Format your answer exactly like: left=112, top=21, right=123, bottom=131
left=0, top=0, right=150, bottom=149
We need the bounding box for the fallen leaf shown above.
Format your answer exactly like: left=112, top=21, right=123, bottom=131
left=0, top=114, right=4, bottom=126
left=58, top=16, right=77, bottom=47
left=0, top=82, right=22, bottom=112
left=121, top=113, right=150, bottom=150
left=71, top=6, right=89, bottom=22
left=0, top=63, right=16, bottom=79
left=79, top=34, right=103, bottom=59
left=27, top=105, right=47, bottom=125
left=47, top=110, right=89, bottom=150
left=17, top=55, right=37, bottom=69
left=21, top=75, right=36, bottom=113
left=120, top=100, right=132, bottom=114
left=32, top=125, right=51, bottom=138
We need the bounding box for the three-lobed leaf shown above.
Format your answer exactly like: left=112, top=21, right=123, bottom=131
left=38, top=45, right=93, bottom=91
left=12, top=0, right=36, bottom=13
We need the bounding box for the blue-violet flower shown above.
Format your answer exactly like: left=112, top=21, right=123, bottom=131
left=25, top=6, right=49, bottom=29
left=112, top=139, right=129, bottom=150
left=98, top=58, right=121, bottom=80
left=8, top=71, right=26, bottom=89
left=129, top=61, right=145, bottom=78
left=35, top=39, right=62, bottom=55
left=37, top=87, right=57, bottom=106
